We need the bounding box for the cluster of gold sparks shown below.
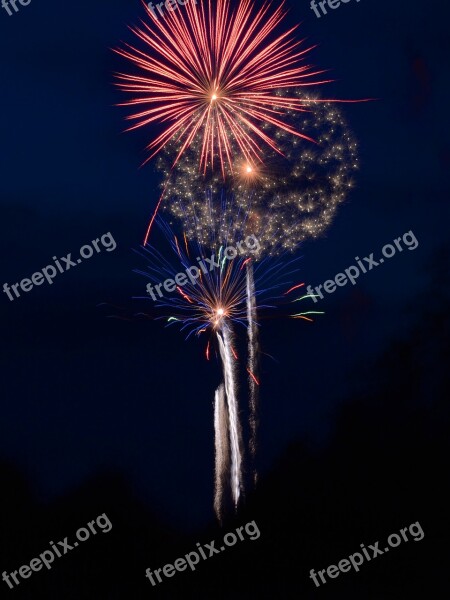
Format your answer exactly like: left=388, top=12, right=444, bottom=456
left=158, top=91, right=359, bottom=255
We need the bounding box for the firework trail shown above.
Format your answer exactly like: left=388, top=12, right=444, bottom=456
left=217, top=324, right=243, bottom=508
left=214, top=383, right=230, bottom=522
left=246, top=262, right=259, bottom=485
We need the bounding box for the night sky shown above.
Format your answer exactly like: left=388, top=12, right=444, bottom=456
left=0, top=0, right=449, bottom=597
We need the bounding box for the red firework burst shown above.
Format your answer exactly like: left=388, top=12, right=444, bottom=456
left=115, top=0, right=332, bottom=175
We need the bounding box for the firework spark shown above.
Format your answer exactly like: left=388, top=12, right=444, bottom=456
left=115, top=0, right=332, bottom=175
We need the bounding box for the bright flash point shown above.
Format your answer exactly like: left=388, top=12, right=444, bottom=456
left=212, top=306, right=226, bottom=328
left=211, top=94, right=218, bottom=101
left=246, top=166, right=253, bottom=173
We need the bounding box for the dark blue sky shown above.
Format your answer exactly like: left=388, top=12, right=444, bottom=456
left=0, top=0, right=449, bottom=536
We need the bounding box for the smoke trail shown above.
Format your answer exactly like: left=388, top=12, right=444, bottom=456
left=246, top=262, right=260, bottom=485
left=214, top=384, right=229, bottom=522
left=217, top=324, right=243, bottom=508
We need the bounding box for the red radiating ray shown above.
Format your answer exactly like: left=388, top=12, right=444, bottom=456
left=285, top=282, right=305, bottom=295
left=247, top=368, right=260, bottom=385
left=240, top=257, right=252, bottom=270
left=174, top=235, right=182, bottom=258
left=177, top=286, right=194, bottom=304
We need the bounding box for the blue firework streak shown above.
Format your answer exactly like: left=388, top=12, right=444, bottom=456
left=133, top=218, right=321, bottom=344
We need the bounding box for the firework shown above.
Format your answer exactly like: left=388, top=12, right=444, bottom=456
left=159, top=92, right=358, bottom=254
left=115, top=0, right=334, bottom=175
left=135, top=225, right=321, bottom=514
left=135, top=220, right=303, bottom=335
